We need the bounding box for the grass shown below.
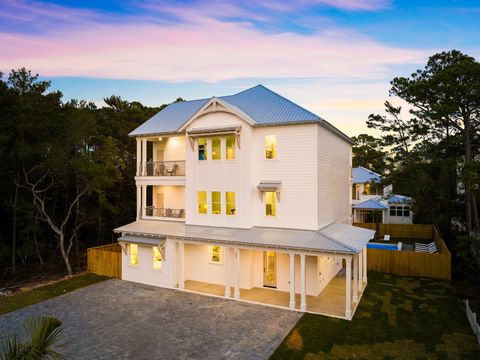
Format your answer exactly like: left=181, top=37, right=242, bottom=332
left=271, top=271, right=480, bottom=359
left=0, top=273, right=109, bottom=315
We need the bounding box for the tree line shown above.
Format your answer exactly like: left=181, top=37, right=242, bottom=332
left=0, top=68, right=182, bottom=277
left=353, top=50, right=480, bottom=281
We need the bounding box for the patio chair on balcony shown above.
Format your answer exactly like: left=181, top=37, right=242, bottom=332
left=155, top=163, right=166, bottom=176
left=166, top=163, right=179, bottom=176
left=165, top=208, right=173, bottom=217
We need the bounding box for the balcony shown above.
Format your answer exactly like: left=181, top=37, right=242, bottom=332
left=138, top=160, right=186, bottom=177
left=142, top=207, right=185, bottom=222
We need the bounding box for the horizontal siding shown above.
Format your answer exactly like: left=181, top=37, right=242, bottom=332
left=318, top=125, right=351, bottom=228
left=253, top=124, right=318, bottom=230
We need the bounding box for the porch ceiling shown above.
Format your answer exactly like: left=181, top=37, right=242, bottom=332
left=114, top=220, right=373, bottom=254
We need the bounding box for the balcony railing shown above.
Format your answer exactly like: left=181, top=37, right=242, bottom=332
left=144, top=206, right=185, bottom=219
left=139, top=160, right=186, bottom=176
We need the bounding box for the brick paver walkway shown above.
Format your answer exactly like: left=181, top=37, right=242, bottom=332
left=0, top=279, right=301, bottom=359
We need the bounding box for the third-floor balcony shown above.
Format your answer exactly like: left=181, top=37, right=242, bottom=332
left=138, top=160, right=186, bottom=177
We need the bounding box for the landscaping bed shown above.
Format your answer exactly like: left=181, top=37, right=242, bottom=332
left=0, top=273, right=109, bottom=315
left=271, top=271, right=479, bottom=359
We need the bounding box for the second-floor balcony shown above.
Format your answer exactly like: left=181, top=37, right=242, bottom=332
left=142, top=206, right=185, bottom=221
left=138, top=160, right=186, bottom=177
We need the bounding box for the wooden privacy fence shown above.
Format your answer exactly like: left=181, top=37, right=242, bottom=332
left=87, top=243, right=122, bottom=278
left=353, top=223, right=451, bottom=280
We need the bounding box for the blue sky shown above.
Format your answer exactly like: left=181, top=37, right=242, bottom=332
left=1, top=0, right=479, bottom=135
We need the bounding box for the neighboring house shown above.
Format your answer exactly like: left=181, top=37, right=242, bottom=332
left=351, top=166, right=413, bottom=224
left=114, top=85, right=375, bottom=320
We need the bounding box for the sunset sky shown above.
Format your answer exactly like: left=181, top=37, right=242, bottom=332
left=1, top=0, right=479, bottom=135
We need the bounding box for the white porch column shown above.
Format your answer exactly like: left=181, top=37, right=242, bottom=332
left=345, top=256, right=352, bottom=319
left=300, top=254, right=307, bottom=311
left=136, top=186, right=141, bottom=220
left=363, top=247, right=368, bottom=283
left=224, top=246, right=231, bottom=298
left=136, top=138, right=141, bottom=176
left=353, top=254, right=358, bottom=303
left=141, top=139, right=147, bottom=175
left=178, top=242, right=185, bottom=289
left=233, top=247, right=240, bottom=299
left=141, top=186, right=147, bottom=218
left=358, top=250, right=363, bottom=292
left=289, top=253, right=295, bottom=309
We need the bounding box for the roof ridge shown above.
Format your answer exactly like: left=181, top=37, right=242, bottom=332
left=252, top=84, right=323, bottom=121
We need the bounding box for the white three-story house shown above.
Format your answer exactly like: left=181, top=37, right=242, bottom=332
left=115, top=85, right=374, bottom=320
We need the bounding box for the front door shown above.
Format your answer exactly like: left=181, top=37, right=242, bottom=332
left=263, top=251, right=277, bottom=288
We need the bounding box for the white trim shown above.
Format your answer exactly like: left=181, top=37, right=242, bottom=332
left=224, top=246, right=231, bottom=298
left=300, top=254, right=306, bottom=311
left=345, top=256, right=352, bottom=319
left=289, top=253, right=295, bottom=309
left=178, top=97, right=256, bottom=132
left=233, top=247, right=240, bottom=299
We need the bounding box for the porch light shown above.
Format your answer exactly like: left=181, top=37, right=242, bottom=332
left=158, top=137, right=163, bottom=141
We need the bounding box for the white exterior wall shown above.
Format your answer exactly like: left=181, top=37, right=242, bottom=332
left=153, top=185, right=185, bottom=209
left=121, top=239, right=176, bottom=288
left=152, top=135, right=185, bottom=161
left=253, top=124, right=319, bottom=230
left=317, top=125, right=352, bottom=228
left=185, top=112, right=254, bottom=228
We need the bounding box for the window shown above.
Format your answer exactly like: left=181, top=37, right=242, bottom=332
left=211, top=191, right=221, bottom=214
left=389, top=205, right=410, bottom=217
left=226, top=192, right=236, bottom=215
left=265, top=135, right=277, bottom=159
left=130, top=244, right=138, bottom=266
left=226, top=135, right=236, bottom=160
left=152, top=246, right=162, bottom=270
left=212, top=137, right=221, bottom=160
left=210, top=245, right=222, bottom=263
left=198, top=191, right=207, bottom=214
left=198, top=138, right=207, bottom=160
left=265, top=192, right=277, bottom=216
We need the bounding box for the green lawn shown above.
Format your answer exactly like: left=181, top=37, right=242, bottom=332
left=0, top=273, right=109, bottom=315
left=271, top=271, right=479, bottom=359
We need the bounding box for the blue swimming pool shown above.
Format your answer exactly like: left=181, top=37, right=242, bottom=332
left=367, top=242, right=401, bottom=251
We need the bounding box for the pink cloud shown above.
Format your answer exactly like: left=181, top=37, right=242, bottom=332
left=0, top=0, right=425, bottom=83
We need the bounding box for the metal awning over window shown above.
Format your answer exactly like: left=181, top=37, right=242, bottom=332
left=257, top=181, right=281, bottom=200
left=118, top=235, right=167, bottom=260
left=187, top=126, right=241, bottom=149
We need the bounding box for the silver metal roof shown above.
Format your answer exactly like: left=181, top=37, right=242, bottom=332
left=257, top=181, right=281, bottom=192
left=114, top=220, right=374, bottom=254
left=128, top=85, right=353, bottom=144
left=352, top=199, right=389, bottom=210
left=352, top=166, right=382, bottom=184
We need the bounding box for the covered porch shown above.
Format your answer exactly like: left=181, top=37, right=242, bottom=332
left=115, top=220, right=374, bottom=320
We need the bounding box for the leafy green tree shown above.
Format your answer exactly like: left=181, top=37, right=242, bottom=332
left=351, top=134, right=388, bottom=174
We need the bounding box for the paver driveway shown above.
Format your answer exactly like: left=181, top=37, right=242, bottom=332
left=0, top=279, right=301, bottom=359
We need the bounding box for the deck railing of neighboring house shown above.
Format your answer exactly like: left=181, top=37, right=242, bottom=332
left=87, top=243, right=122, bottom=278
left=354, top=223, right=451, bottom=280
left=144, top=206, right=185, bottom=219
left=138, top=160, right=186, bottom=176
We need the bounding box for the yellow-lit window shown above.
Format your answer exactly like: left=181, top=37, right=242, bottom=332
left=152, top=246, right=162, bottom=270
left=226, top=136, right=236, bottom=160
left=212, top=137, right=221, bottom=160
left=210, top=245, right=221, bottom=263
left=265, top=135, right=276, bottom=159
left=198, top=138, right=207, bottom=160
left=198, top=191, right=207, bottom=214
left=211, top=191, right=221, bottom=214
left=265, top=192, right=277, bottom=216
left=130, top=244, right=138, bottom=265
left=226, top=192, right=236, bottom=215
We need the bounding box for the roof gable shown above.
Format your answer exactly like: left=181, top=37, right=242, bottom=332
left=352, top=166, right=382, bottom=184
